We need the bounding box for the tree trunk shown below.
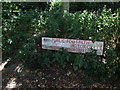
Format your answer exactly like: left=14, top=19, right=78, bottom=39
left=61, top=2, right=69, bottom=12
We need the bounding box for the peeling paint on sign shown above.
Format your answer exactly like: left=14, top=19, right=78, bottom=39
left=42, top=37, right=104, bottom=55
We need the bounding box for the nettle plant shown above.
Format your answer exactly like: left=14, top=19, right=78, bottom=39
left=3, top=6, right=120, bottom=84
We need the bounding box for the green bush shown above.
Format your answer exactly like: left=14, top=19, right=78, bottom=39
left=2, top=3, right=120, bottom=85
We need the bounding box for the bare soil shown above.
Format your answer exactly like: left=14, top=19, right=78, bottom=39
left=2, top=60, right=116, bottom=89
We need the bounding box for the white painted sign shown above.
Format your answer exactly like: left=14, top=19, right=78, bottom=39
left=42, top=37, right=104, bottom=55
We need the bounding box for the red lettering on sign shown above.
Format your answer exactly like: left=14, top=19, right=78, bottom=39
left=42, top=37, right=104, bottom=55
left=70, top=44, right=76, bottom=47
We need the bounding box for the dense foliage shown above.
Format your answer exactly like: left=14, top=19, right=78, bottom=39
left=2, top=2, right=120, bottom=86
left=70, top=2, right=120, bottom=13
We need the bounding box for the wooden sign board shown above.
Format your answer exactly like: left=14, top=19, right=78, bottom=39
left=42, top=37, right=104, bottom=55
